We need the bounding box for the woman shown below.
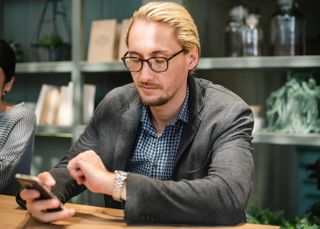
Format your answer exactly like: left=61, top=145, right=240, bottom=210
left=0, top=39, right=36, bottom=195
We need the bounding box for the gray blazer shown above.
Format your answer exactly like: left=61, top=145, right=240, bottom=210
left=48, top=76, right=254, bottom=225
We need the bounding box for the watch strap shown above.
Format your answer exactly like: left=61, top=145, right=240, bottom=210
left=112, top=170, right=128, bottom=202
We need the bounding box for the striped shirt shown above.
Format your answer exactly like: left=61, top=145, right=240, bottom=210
left=127, top=88, right=189, bottom=180
left=0, top=103, right=36, bottom=192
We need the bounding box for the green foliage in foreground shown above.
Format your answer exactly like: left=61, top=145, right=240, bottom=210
left=246, top=204, right=320, bottom=229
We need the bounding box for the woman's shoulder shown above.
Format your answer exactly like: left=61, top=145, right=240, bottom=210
left=0, top=103, right=36, bottom=136
left=9, top=103, right=36, bottom=122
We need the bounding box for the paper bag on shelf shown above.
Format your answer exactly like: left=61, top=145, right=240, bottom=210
left=87, top=19, right=117, bottom=63
left=83, top=84, right=96, bottom=124
left=55, top=83, right=73, bottom=126
left=35, top=84, right=60, bottom=126
left=117, top=19, right=130, bottom=61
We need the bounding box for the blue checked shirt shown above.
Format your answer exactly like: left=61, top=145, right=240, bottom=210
left=127, top=88, right=189, bottom=180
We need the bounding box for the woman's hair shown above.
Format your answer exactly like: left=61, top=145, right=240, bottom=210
left=125, top=1, right=200, bottom=54
left=0, top=39, right=16, bottom=84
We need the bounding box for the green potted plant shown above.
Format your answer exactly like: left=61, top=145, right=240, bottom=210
left=38, top=35, right=63, bottom=48
left=38, top=34, right=70, bottom=61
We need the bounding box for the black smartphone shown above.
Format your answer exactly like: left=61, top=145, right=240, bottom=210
left=15, top=173, right=63, bottom=212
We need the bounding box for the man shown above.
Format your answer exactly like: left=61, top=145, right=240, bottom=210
left=18, top=1, right=254, bottom=225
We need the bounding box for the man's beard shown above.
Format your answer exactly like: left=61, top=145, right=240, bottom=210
left=138, top=93, right=170, bottom=107
left=136, top=82, right=172, bottom=107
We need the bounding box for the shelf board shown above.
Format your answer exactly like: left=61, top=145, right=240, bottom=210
left=198, top=55, right=320, bottom=69
left=16, top=61, right=73, bottom=73
left=253, top=132, right=320, bottom=146
left=80, top=61, right=126, bottom=72
left=35, top=125, right=73, bottom=138
left=15, top=56, right=320, bottom=74
left=34, top=126, right=320, bottom=146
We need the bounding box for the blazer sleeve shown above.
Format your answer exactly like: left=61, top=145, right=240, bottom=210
left=47, top=100, right=107, bottom=203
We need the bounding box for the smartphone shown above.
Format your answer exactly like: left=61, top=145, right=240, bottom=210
left=15, top=173, right=63, bottom=212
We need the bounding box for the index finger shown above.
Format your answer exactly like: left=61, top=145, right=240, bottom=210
left=38, top=172, right=56, bottom=188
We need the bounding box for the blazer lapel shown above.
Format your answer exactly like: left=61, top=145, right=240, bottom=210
left=173, top=76, right=204, bottom=174
left=113, top=97, right=142, bottom=171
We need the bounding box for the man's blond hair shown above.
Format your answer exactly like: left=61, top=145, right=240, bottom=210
left=125, top=1, right=200, bottom=54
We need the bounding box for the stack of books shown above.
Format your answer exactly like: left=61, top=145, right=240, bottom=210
left=35, top=82, right=96, bottom=126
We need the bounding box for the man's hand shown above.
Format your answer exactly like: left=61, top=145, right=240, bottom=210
left=67, top=150, right=115, bottom=195
left=19, top=172, right=75, bottom=223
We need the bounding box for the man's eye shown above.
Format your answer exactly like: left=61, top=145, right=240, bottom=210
left=152, top=58, right=166, bottom=64
left=128, top=58, right=140, bottom=63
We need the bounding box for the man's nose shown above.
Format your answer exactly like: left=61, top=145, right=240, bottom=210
left=138, top=61, right=154, bottom=81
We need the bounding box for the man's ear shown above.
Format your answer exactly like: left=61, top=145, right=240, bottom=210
left=3, top=76, right=15, bottom=93
left=187, top=47, right=199, bottom=70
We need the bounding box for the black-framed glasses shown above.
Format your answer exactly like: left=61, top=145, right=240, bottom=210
left=121, top=49, right=185, bottom=73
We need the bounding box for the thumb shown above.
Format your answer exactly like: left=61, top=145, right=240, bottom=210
left=38, top=171, right=56, bottom=188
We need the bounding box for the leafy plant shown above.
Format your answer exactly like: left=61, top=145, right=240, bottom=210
left=36, top=35, right=71, bottom=61
left=246, top=206, right=287, bottom=226
left=246, top=205, right=320, bottom=229
left=38, top=35, right=64, bottom=49
left=265, top=72, right=320, bottom=134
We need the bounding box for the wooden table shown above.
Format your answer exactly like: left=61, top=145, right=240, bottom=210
left=0, top=194, right=279, bottom=229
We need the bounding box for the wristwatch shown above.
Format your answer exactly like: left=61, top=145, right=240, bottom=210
left=112, top=170, right=128, bottom=202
